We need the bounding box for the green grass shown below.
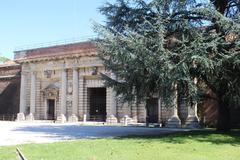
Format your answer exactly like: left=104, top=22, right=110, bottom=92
left=0, top=130, right=240, bottom=160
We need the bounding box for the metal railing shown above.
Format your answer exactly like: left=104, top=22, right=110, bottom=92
left=14, top=35, right=97, bottom=52
left=89, top=115, right=106, bottom=122
left=0, top=114, right=17, bottom=121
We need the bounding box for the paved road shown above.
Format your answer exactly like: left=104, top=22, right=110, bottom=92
left=0, top=121, right=188, bottom=146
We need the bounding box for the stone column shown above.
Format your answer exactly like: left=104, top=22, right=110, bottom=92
left=131, top=97, right=138, bottom=123
left=69, top=68, right=79, bottom=122
left=186, top=77, right=200, bottom=128
left=27, top=71, right=36, bottom=121
left=17, top=71, right=27, bottom=121
left=166, top=83, right=181, bottom=128
left=78, top=75, right=85, bottom=121
left=57, top=69, right=67, bottom=123
left=106, top=87, right=118, bottom=124
left=106, top=73, right=118, bottom=124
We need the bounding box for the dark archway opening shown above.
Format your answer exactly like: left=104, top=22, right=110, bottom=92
left=88, top=88, right=106, bottom=122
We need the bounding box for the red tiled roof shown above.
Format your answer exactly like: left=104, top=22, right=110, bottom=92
left=14, top=41, right=97, bottom=60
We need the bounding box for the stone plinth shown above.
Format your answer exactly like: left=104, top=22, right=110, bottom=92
left=131, top=116, right=138, bottom=123
left=56, top=114, right=66, bottom=123
left=185, top=115, right=200, bottom=128
left=166, top=115, right=181, bottom=128
left=68, top=114, right=78, bottom=123
left=26, top=113, right=34, bottom=121
left=106, top=115, right=118, bottom=124
left=16, top=113, right=25, bottom=121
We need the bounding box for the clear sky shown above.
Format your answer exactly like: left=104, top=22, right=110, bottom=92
left=0, top=0, right=111, bottom=59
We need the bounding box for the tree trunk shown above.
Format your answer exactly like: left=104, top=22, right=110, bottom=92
left=217, top=100, right=231, bottom=132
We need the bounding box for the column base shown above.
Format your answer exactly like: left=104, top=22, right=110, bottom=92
left=120, top=115, right=133, bottom=126
left=106, top=115, right=118, bottom=124
left=16, top=113, right=25, bottom=121
left=166, top=115, right=181, bottom=128
left=185, top=115, right=200, bottom=128
left=68, top=114, right=78, bottom=123
left=56, top=114, right=67, bottom=123
left=131, top=116, right=138, bottom=123
left=26, top=113, right=34, bottom=121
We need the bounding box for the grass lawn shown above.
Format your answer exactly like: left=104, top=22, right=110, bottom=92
left=0, top=130, right=239, bottom=160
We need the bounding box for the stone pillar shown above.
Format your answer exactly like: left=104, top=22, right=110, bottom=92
left=17, top=71, right=27, bottom=121
left=27, top=71, right=36, bottom=121
left=166, top=84, right=181, bottom=128
left=78, top=75, right=85, bottom=121
left=57, top=69, right=67, bottom=123
left=69, top=68, right=79, bottom=122
left=186, top=77, right=200, bottom=128
left=131, top=98, right=138, bottom=123
left=106, top=87, right=118, bottom=124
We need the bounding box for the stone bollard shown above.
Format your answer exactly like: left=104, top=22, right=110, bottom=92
left=83, top=114, right=87, bottom=123
left=124, top=115, right=128, bottom=126
left=26, top=113, right=34, bottom=121
left=56, top=114, right=66, bottom=123
left=16, top=113, right=25, bottom=121
left=68, top=114, right=78, bottom=123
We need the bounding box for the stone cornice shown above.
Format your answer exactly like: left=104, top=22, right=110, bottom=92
left=0, top=63, right=20, bottom=69
left=14, top=41, right=98, bottom=64
left=15, top=50, right=98, bottom=63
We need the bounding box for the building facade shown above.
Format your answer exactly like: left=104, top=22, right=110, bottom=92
left=14, top=41, right=199, bottom=127
left=0, top=61, right=21, bottom=120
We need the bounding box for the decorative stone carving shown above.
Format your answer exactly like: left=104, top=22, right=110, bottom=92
left=41, top=82, right=60, bottom=99
left=44, top=70, right=52, bottom=78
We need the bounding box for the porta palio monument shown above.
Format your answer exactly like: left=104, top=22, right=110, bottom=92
left=14, top=41, right=199, bottom=127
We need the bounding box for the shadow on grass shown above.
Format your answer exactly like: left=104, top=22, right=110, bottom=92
left=115, top=130, right=240, bottom=146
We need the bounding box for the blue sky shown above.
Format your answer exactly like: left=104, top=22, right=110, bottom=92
left=0, top=0, right=111, bottom=59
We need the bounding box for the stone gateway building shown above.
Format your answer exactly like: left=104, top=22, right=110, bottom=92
left=14, top=41, right=200, bottom=127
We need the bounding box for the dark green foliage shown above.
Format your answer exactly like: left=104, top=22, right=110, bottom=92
left=94, top=0, right=240, bottom=130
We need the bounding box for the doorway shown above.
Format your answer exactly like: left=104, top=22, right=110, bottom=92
left=47, top=99, right=55, bottom=120
left=88, top=88, right=106, bottom=121
left=147, top=98, right=159, bottom=123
